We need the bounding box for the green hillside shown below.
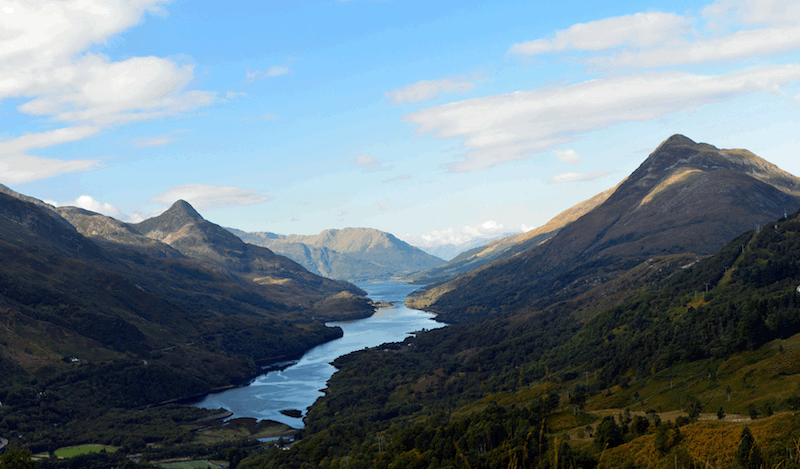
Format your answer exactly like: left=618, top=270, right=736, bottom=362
left=236, top=209, right=800, bottom=469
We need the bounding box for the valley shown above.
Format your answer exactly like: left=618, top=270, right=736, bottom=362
left=2, top=135, right=800, bottom=469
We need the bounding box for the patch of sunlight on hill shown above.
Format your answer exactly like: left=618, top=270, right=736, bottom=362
left=637, top=168, right=703, bottom=209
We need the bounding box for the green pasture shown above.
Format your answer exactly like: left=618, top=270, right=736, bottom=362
left=53, top=444, right=118, bottom=458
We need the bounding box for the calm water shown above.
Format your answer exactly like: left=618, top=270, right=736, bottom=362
left=192, top=282, right=445, bottom=428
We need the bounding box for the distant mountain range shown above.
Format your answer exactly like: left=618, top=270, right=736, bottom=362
left=408, top=135, right=800, bottom=323
left=414, top=234, right=518, bottom=262
left=228, top=227, right=444, bottom=283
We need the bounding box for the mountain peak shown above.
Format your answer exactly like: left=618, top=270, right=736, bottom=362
left=164, top=200, right=203, bottom=221
left=659, top=134, right=696, bottom=148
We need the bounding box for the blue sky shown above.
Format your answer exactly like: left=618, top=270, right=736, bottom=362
left=2, top=0, right=800, bottom=250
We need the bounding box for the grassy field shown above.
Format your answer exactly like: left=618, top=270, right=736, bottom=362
left=53, top=444, right=118, bottom=458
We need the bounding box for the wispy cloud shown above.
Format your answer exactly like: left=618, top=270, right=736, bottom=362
left=245, top=65, right=290, bottom=83
left=0, top=127, right=103, bottom=184
left=151, top=184, right=271, bottom=210
left=406, top=66, right=800, bottom=172
left=133, top=136, right=178, bottom=148
left=353, top=155, right=394, bottom=173
left=555, top=149, right=581, bottom=165
left=386, top=77, right=478, bottom=105
left=548, top=170, right=615, bottom=184
left=509, top=12, right=691, bottom=56
left=383, top=174, right=412, bottom=183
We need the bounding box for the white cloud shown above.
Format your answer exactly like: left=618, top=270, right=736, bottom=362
left=353, top=155, right=394, bottom=173
left=591, top=25, right=800, bottom=68
left=513, top=0, right=800, bottom=69
left=0, top=126, right=103, bottom=184
left=58, top=195, right=126, bottom=219
left=509, top=12, right=691, bottom=55
left=133, top=136, right=178, bottom=147
left=386, top=77, right=477, bottom=105
left=405, top=66, right=800, bottom=172
left=0, top=126, right=101, bottom=154
left=548, top=170, right=615, bottom=184
left=0, top=154, right=102, bottom=185
left=405, top=220, right=516, bottom=248
left=17, top=55, right=216, bottom=126
left=555, top=149, right=581, bottom=165
left=128, top=211, right=148, bottom=223
left=0, top=0, right=214, bottom=182
left=151, top=184, right=272, bottom=210
left=463, top=220, right=509, bottom=238
left=245, top=65, right=290, bottom=83
left=703, top=0, right=800, bottom=26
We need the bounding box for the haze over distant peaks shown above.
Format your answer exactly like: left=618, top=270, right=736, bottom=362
left=231, top=227, right=444, bottom=283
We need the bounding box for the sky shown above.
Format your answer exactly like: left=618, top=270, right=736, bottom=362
left=1, top=0, right=800, bottom=251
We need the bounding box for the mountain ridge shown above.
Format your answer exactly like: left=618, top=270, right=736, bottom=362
left=232, top=226, right=444, bottom=283
left=407, top=134, right=800, bottom=322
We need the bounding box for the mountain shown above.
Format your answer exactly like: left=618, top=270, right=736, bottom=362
left=0, top=190, right=374, bottom=384
left=406, top=184, right=619, bottom=284
left=416, top=234, right=516, bottom=262
left=408, top=135, right=800, bottom=323
left=230, top=227, right=445, bottom=283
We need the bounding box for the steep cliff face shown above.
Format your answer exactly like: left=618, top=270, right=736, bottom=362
left=408, top=135, right=800, bottom=323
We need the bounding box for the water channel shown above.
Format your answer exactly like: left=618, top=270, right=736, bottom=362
left=191, top=281, right=445, bottom=428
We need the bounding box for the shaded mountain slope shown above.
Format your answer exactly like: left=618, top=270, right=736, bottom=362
left=233, top=227, right=444, bottom=282
left=406, top=183, right=620, bottom=284
left=129, top=201, right=369, bottom=314
left=408, top=135, right=800, bottom=323
left=0, top=191, right=374, bottom=389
